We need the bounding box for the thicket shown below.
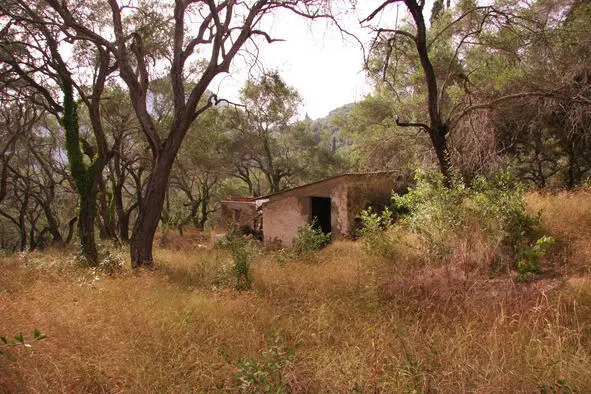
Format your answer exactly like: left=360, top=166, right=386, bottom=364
left=359, top=172, right=554, bottom=279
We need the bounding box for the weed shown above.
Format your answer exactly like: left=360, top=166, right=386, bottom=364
left=357, top=207, right=395, bottom=258
left=537, top=377, right=575, bottom=394
left=1, top=190, right=590, bottom=392
left=212, top=262, right=232, bottom=289
left=217, top=233, right=259, bottom=290
left=291, top=219, right=331, bottom=258
left=516, top=235, right=556, bottom=281
left=235, top=331, right=295, bottom=392
left=0, top=329, right=46, bottom=355
left=97, top=243, right=127, bottom=275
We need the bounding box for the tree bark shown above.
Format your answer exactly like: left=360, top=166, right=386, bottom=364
left=406, top=0, right=453, bottom=183
left=41, top=202, right=63, bottom=245
left=429, top=125, right=452, bottom=183
left=18, top=193, right=28, bottom=252
left=130, top=152, right=176, bottom=267
left=78, top=183, right=99, bottom=264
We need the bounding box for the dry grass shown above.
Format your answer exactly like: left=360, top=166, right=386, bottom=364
left=1, top=191, right=590, bottom=392
left=527, top=189, right=591, bottom=275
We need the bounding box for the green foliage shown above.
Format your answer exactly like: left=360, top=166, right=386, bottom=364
left=0, top=329, right=46, bottom=355
left=392, top=171, right=539, bottom=261
left=235, top=331, right=295, bottom=392
left=216, top=233, right=259, bottom=290
left=515, top=235, right=556, bottom=281
left=212, top=262, right=232, bottom=289
left=291, top=219, right=331, bottom=257
left=357, top=207, right=396, bottom=258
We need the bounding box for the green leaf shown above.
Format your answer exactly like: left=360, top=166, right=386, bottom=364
left=34, top=329, right=40, bottom=339
left=14, top=333, right=23, bottom=343
left=0, top=337, right=7, bottom=344
left=37, top=335, right=46, bottom=341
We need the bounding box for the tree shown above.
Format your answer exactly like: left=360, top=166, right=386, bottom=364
left=0, top=96, right=77, bottom=250
left=361, top=0, right=567, bottom=183
left=230, top=72, right=303, bottom=193
left=0, top=0, right=117, bottom=264
left=41, top=0, right=331, bottom=267
left=461, top=0, right=591, bottom=186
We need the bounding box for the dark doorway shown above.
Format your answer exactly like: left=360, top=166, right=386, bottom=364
left=311, top=197, right=331, bottom=234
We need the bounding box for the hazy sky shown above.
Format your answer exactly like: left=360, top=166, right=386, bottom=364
left=211, top=4, right=383, bottom=120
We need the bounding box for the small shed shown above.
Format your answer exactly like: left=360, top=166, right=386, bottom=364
left=257, top=172, right=407, bottom=247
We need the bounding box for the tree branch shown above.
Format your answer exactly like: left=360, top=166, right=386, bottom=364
left=395, top=115, right=431, bottom=131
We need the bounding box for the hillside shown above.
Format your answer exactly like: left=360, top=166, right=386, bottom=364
left=310, top=102, right=354, bottom=138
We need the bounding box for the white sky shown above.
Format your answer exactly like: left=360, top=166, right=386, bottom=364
left=210, top=3, right=387, bottom=120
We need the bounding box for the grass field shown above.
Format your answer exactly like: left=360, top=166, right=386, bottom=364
left=1, top=190, right=590, bottom=392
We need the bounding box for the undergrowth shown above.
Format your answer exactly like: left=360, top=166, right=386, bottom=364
left=1, top=189, right=590, bottom=391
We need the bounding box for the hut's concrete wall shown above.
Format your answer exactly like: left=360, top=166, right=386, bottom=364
left=331, top=182, right=349, bottom=239
left=262, top=196, right=310, bottom=246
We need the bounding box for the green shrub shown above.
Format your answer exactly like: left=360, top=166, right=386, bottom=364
left=357, top=206, right=396, bottom=258
left=515, top=235, right=556, bottom=281
left=393, top=171, right=540, bottom=263
left=216, top=233, right=259, bottom=290
left=291, top=219, right=331, bottom=257
left=235, top=331, right=295, bottom=392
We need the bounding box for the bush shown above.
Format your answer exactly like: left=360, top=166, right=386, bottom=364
left=291, top=219, right=331, bottom=257
left=216, top=233, right=259, bottom=290
left=235, top=331, right=295, bottom=392
left=515, top=235, right=556, bottom=281
left=357, top=207, right=396, bottom=258
left=392, top=171, right=543, bottom=270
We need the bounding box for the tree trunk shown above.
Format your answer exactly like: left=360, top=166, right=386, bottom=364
left=96, top=176, right=118, bottom=241
left=78, top=188, right=98, bottom=265
left=130, top=153, right=176, bottom=267
left=62, top=81, right=102, bottom=265
left=18, top=212, right=27, bottom=252
left=198, top=197, right=209, bottom=231
left=42, top=202, right=63, bottom=245
left=566, top=145, right=577, bottom=189
left=429, top=126, right=452, bottom=183
left=118, top=210, right=131, bottom=244
left=18, top=188, right=29, bottom=252
left=407, top=0, right=453, bottom=185
left=65, top=217, right=77, bottom=244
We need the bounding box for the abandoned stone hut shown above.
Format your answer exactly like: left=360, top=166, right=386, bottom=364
left=257, top=172, right=407, bottom=247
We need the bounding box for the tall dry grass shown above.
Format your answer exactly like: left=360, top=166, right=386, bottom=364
left=1, top=190, right=590, bottom=392
left=527, top=189, right=591, bottom=275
